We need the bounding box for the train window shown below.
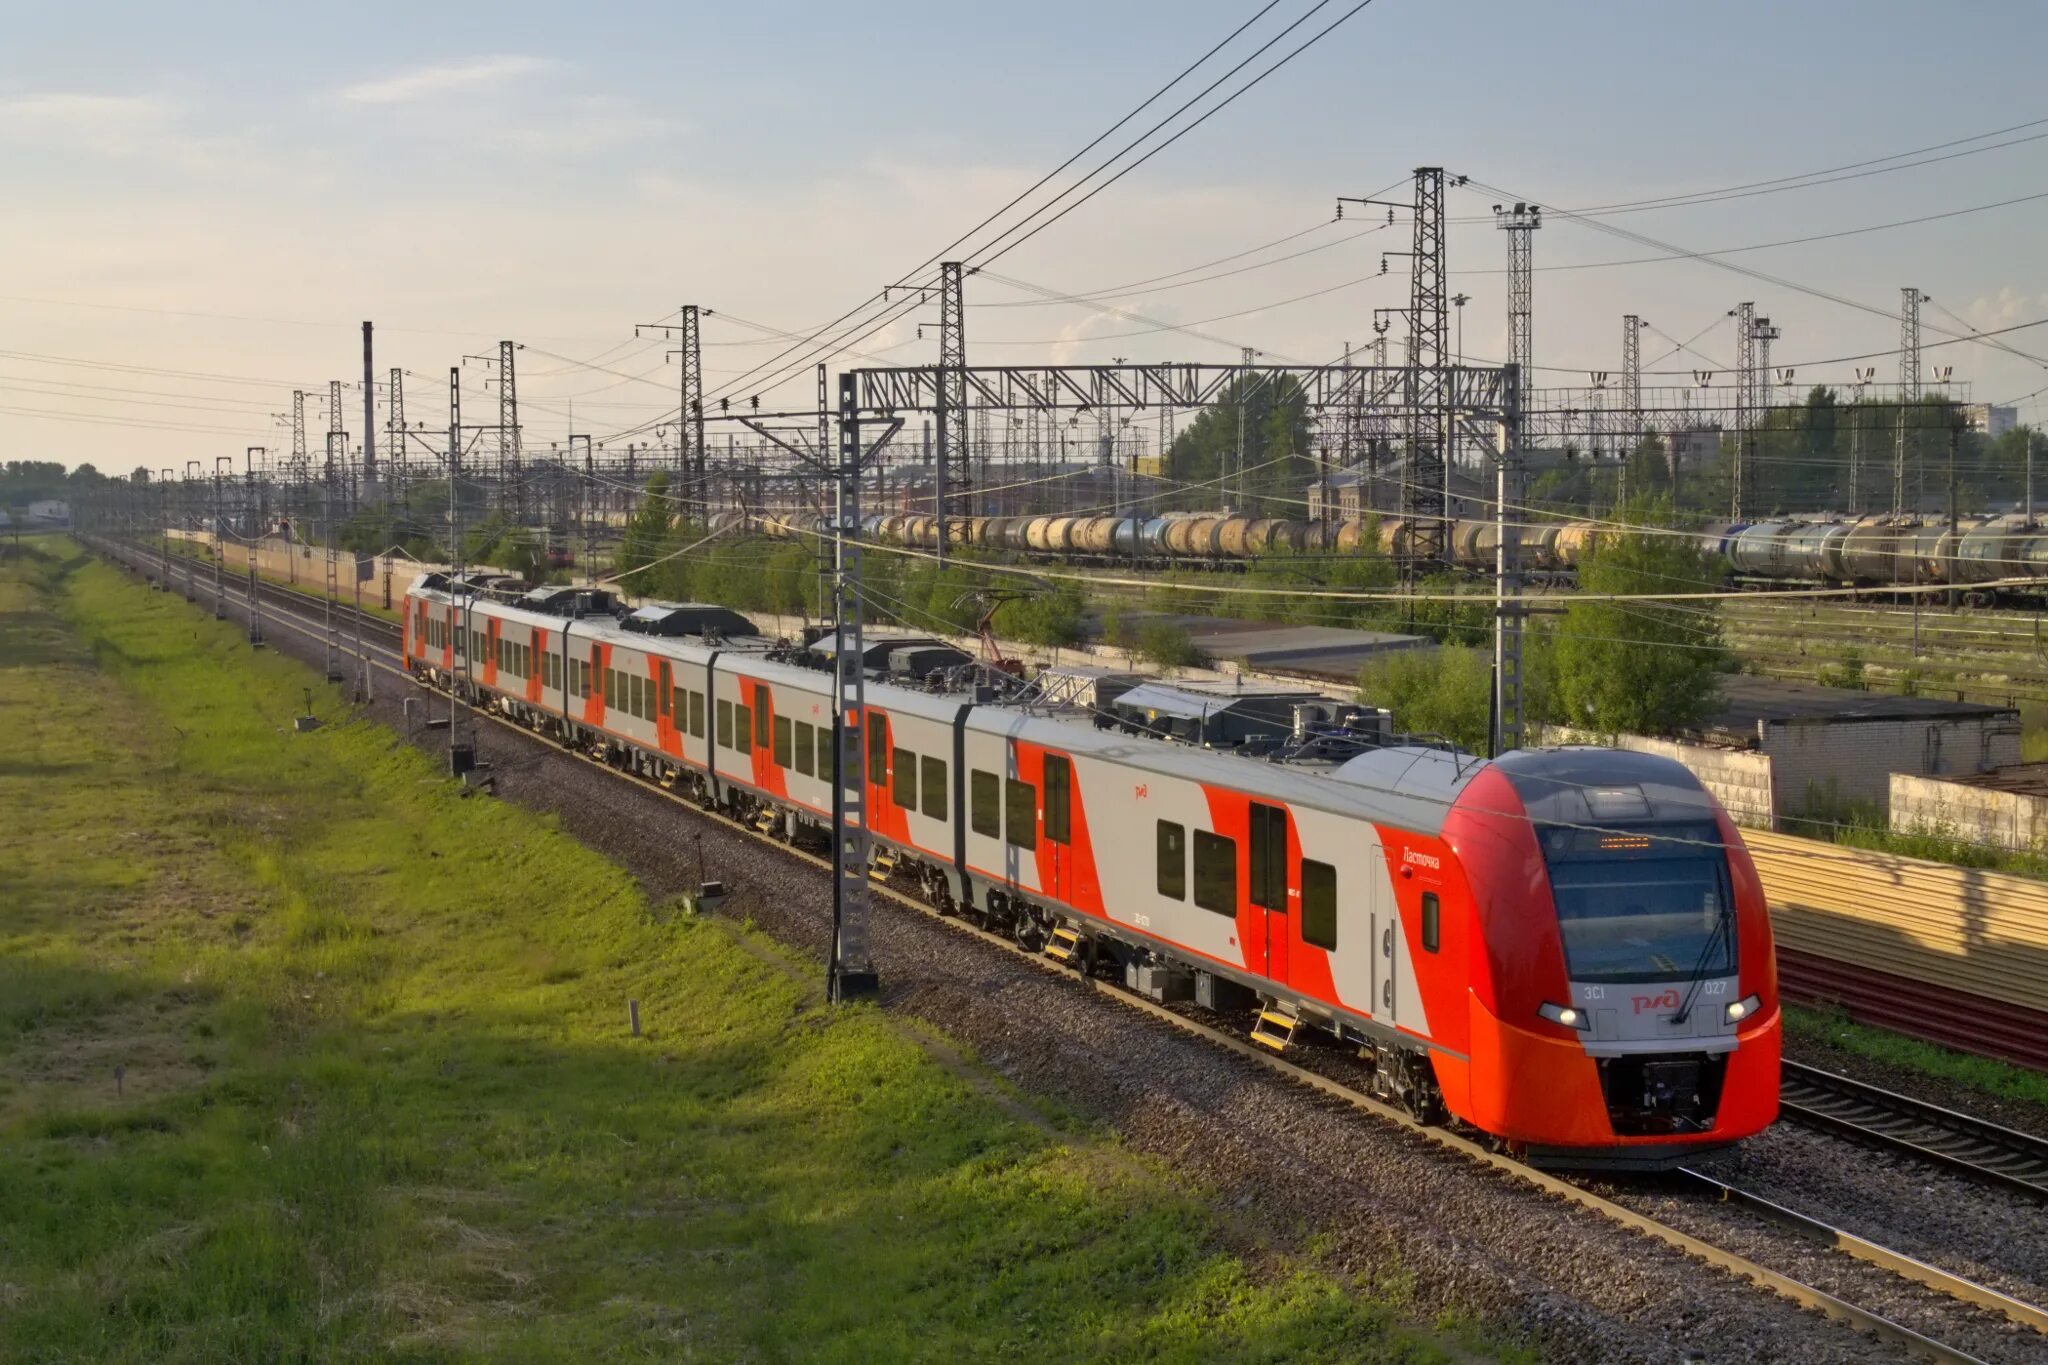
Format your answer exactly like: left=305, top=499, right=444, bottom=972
left=1193, top=831, right=1236, bottom=916
left=1156, top=821, right=1186, bottom=900
left=892, top=747, right=917, bottom=809
left=867, top=715, right=888, bottom=784
left=754, top=699, right=771, bottom=750
left=920, top=756, right=946, bottom=820
left=627, top=672, right=641, bottom=718
left=689, top=691, right=705, bottom=739
left=794, top=721, right=815, bottom=776
left=1005, top=778, right=1037, bottom=849
left=1043, top=756, right=1072, bottom=845
left=717, top=699, right=733, bottom=748
left=671, top=685, right=686, bottom=723
left=1421, top=892, right=1440, bottom=954
left=971, top=770, right=1000, bottom=837
left=1248, top=803, right=1287, bottom=912
left=1302, top=860, right=1337, bottom=950
left=774, top=715, right=792, bottom=768
left=735, top=705, right=752, bottom=755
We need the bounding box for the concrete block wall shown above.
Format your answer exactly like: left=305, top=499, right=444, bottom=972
left=1889, top=773, right=2048, bottom=852
left=1764, top=718, right=2021, bottom=820
left=1539, top=726, right=1776, bottom=829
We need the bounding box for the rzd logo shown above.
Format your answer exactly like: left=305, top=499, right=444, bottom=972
left=1631, top=989, right=1682, bottom=1014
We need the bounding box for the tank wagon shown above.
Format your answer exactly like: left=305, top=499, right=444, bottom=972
left=751, top=508, right=2048, bottom=594
left=404, top=573, right=1782, bottom=1166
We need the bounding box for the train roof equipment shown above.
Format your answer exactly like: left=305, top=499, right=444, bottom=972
left=521, top=584, right=620, bottom=618
left=619, top=601, right=759, bottom=639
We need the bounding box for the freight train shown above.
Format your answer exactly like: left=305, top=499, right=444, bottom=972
left=750, top=510, right=2048, bottom=591
left=404, top=572, right=1782, bottom=1167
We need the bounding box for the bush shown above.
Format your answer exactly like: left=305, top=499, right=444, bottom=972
left=1137, top=622, right=1205, bottom=670
left=1816, top=649, right=1866, bottom=691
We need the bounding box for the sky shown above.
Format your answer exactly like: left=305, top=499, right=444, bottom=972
left=4, top=0, right=2048, bottom=472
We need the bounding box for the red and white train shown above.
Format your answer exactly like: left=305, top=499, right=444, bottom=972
left=405, top=574, right=1781, bottom=1166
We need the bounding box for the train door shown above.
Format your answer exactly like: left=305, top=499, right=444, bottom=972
left=1375, top=912, right=1398, bottom=1023
left=1248, top=802, right=1289, bottom=983
left=1041, top=754, right=1072, bottom=901
left=657, top=660, right=674, bottom=747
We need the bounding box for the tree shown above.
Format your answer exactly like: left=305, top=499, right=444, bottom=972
left=1357, top=643, right=1492, bottom=753
left=1552, top=505, right=1729, bottom=735
left=616, top=471, right=677, bottom=590
left=1162, top=372, right=1312, bottom=512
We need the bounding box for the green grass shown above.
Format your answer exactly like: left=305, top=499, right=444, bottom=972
left=1785, top=1004, right=2048, bottom=1111
left=0, top=540, right=1486, bottom=1363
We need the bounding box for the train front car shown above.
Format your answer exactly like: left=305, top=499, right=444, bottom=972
left=1445, top=748, right=1779, bottom=1167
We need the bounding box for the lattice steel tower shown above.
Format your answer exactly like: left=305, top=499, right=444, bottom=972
left=1622, top=315, right=1645, bottom=448
left=1731, top=303, right=1756, bottom=519
left=679, top=305, right=704, bottom=495
left=1897, top=287, right=1923, bottom=516
left=1494, top=202, right=1540, bottom=379
left=327, top=379, right=344, bottom=489
left=387, top=368, right=405, bottom=485
left=1404, top=167, right=1450, bottom=576
left=934, top=262, right=967, bottom=564
left=497, top=340, right=522, bottom=519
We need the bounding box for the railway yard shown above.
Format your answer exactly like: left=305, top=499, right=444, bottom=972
left=12, top=7, right=2048, bottom=1360
left=14, top=530, right=2033, bottom=1363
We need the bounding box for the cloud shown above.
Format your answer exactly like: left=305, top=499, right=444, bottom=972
left=337, top=55, right=550, bottom=105
left=1965, top=286, right=2033, bottom=330
left=0, top=92, right=174, bottom=155
left=0, top=90, right=288, bottom=178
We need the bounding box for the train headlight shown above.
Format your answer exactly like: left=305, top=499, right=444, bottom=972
left=1724, top=993, right=1763, bottom=1024
left=1539, top=1002, right=1591, bottom=1031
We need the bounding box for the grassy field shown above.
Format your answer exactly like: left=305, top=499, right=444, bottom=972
left=0, top=541, right=1477, bottom=1363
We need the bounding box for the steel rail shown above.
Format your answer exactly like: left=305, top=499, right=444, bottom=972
left=1782, top=1060, right=2048, bottom=1199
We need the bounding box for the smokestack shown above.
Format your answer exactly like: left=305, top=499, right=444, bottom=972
left=361, top=320, right=376, bottom=486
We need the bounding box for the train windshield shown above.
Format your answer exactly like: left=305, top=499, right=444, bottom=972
left=1541, top=824, right=1734, bottom=985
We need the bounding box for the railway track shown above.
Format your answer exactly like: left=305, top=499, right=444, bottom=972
left=1782, top=1060, right=2048, bottom=1199
left=98, top=537, right=2048, bottom=1363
